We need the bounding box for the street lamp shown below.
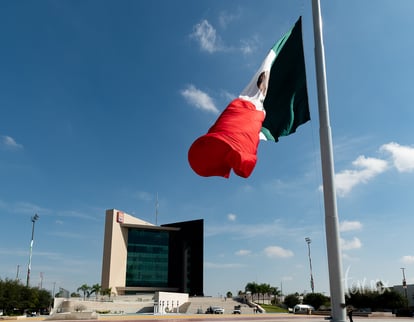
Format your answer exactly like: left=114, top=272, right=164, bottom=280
left=305, top=237, right=315, bottom=293
left=26, top=214, right=39, bottom=287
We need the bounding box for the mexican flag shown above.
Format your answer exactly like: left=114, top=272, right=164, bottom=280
left=188, top=17, right=310, bottom=178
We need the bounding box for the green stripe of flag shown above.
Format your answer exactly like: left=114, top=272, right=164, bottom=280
left=261, top=16, right=310, bottom=142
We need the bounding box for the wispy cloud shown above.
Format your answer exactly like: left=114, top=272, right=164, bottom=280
left=191, top=20, right=222, bottom=53
left=47, top=231, right=85, bottom=239
left=205, top=262, right=245, bottom=269
left=205, top=220, right=296, bottom=239
left=134, top=190, right=154, bottom=202
left=341, top=237, right=362, bottom=251
left=190, top=19, right=257, bottom=55
left=0, top=200, right=100, bottom=222
left=335, top=156, right=388, bottom=197
left=218, top=10, right=240, bottom=29
left=401, top=255, right=414, bottom=264
left=0, top=135, right=23, bottom=150
left=380, top=142, right=414, bottom=173
left=0, top=200, right=50, bottom=215
left=181, top=85, right=219, bottom=114
left=235, top=249, right=251, bottom=256
left=227, top=213, right=237, bottom=221
left=320, top=141, right=414, bottom=197
left=340, top=220, right=362, bottom=232
left=263, top=246, right=294, bottom=258
left=56, top=210, right=100, bottom=221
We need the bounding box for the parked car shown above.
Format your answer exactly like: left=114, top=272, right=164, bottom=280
left=205, top=306, right=224, bottom=314
left=293, top=304, right=315, bottom=314
left=233, top=305, right=241, bottom=314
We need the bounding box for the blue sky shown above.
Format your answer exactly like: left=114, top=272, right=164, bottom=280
left=1, top=0, right=414, bottom=298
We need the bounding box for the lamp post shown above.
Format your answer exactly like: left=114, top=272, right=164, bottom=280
left=26, top=214, right=39, bottom=287
left=401, top=267, right=408, bottom=306
left=305, top=237, right=315, bottom=293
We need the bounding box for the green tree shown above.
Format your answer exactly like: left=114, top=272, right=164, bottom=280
left=77, top=284, right=91, bottom=301
left=258, top=283, right=271, bottom=304
left=245, top=282, right=259, bottom=302
left=101, top=288, right=112, bottom=299
left=303, top=292, right=330, bottom=310
left=346, top=288, right=407, bottom=311
left=0, top=278, right=52, bottom=316
left=270, top=286, right=281, bottom=305
left=284, top=293, right=301, bottom=308
left=89, top=284, right=101, bottom=300
left=226, top=291, right=232, bottom=298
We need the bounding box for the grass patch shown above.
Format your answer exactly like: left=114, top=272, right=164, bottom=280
left=260, top=304, right=288, bottom=313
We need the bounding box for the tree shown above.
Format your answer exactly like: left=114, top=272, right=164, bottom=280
left=270, top=286, right=281, bottom=305
left=77, top=284, right=91, bottom=301
left=284, top=293, right=301, bottom=308
left=101, top=288, right=112, bottom=299
left=346, top=288, right=407, bottom=311
left=0, top=278, right=52, bottom=316
left=89, top=284, right=101, bottom=300
left=226, top=291, right=232, bottom=298
left=303, top=292, right=330, bottom=310
left=258, top=283, right=271, bottom=304
left=245, top=282, right=259, bottom=302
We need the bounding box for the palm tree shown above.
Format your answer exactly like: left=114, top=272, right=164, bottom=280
left=102, top=287, right=112, bottom=299
left=258, top=283, right=271, bottom=304
left=270, top=286, right=281, bottom=304
left=245, top=282, right=259, bottom=302
left=89, top=284, right=101, bottom=300
left=77, top=284, right=90, bottom=301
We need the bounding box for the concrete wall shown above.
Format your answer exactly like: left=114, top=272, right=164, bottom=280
left=154, top=292, right=189, bottom=314
left=101, top=209, right=155, bottom=295
left=52, top=296, right=154, bottom=315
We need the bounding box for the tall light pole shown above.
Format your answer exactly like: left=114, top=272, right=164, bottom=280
left=26, top=214, right=39, bottom=287
left=401, top=267, right=408, bottom=305
left=305, top=237, right=315, bottom=293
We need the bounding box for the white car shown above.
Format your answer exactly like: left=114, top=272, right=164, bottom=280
left=206, top=306, right=224, bottom=314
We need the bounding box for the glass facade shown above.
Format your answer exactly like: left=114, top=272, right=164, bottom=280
left=163, top=219, right=204, bottom=296
left=125, top=229, right=169, bottom=287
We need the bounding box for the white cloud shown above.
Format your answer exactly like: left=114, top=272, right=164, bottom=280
left=205, top=262, right=245, bottom=269
left=401, top=255, right=414, bottom=264
left=263, top=246, right=294, bottom=258
left=339, top=220, right=362, bottom=232
left=335, top=156, right=388, bottom=196
left=205, top=220, right=290, bottom=239
left=181, top=85, right=219, bottom=114
left=235, top=249, right=251, bottom=256
left=380, top=142, right=414, bottom=173
left=191, top=20, right=221, bottom=53
left=218, top=11, right=240, bottom=29
left=135, top=191, right=153, bottom=202
left=190, top=18, right=253, bottom=55
left=227, top=213, right=236, bottom=221
left=341, top=237, right=362, bottom=250
left=240, top=40, right=254, bottom=55
left=0, top=135, right=23, bottom=150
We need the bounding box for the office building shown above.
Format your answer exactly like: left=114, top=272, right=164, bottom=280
left=101, top=209, right=203, bottom=296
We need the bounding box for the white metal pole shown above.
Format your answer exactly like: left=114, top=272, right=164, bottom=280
left=311, top=1, right=346, bottom=321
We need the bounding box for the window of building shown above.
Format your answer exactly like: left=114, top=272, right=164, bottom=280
left=125, top=229, right=169, bottom=287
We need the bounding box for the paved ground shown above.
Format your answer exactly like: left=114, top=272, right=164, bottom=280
left=14, top=313, right=414, bottom=322
left=99, top=315, right=412, bottom=322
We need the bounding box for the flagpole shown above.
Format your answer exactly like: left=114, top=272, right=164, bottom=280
left=311, top=1, right=346, bottom=322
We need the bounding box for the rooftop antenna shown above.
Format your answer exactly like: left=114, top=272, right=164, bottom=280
left=155, top=192, right=159, bottom=225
